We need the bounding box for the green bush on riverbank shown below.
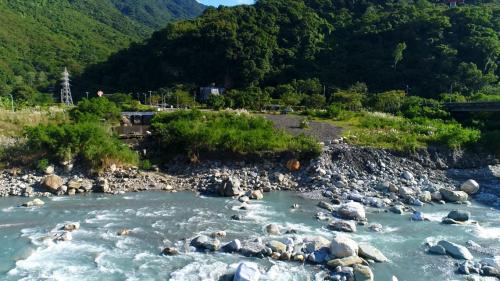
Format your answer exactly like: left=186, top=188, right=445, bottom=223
left=151, top=110, right=321, bottom=159
left=24, top=122, right=138, bottom=170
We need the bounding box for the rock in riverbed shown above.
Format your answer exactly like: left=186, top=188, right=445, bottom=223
left=191, top=235, right=221, bottom=251
left=233, top=262, right=260, bottom=281
left=63, top=222, right=80, bottom=232
left=318, top=201, right=335, bottom=212
left=330, top=235, right=359, bottom=258
left=428, top=245, right=447, bottom=255
left=337, top=202, right=366, bottom=221
left=22, top=198, right=44, bottom=207
left=162, top=247, right=179, bottom=256
left=353, top=264, right=374, bottom=281
left=358, top=243, right=388, bottom=262
left=440, top=189, right=468, bottom=202
left=460, top=179, right=480, bottom=195
left=327, top=255, right=364, bottom=268
left=329, top=220, right=357, bottom=233
left=265, top=224, right=280, bottom=235
left=42, top=175, right=63, bottom=193
left=446, top=210, right=470, bottom=222
left=224, top=239, right=242, bottom=252
left=437, top=240, right=473, bottom=260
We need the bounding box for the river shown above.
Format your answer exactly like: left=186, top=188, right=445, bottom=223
left=1, top=192, right=499, bottom=281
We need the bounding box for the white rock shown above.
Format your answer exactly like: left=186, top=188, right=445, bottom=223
left=460, top=179, right=480, bottom=195
left=330, top=235, right=359, bottom=258
left=438, top=240, right=473, bottom=260
left=402, top=171, right=414, bottom=181
left=233, top=262, right=260, bottom=281
left=337, top=202, right=366, bottom=220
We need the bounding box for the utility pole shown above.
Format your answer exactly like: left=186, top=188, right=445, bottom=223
left=149, top=91, right=152, bottom=106
left=60, top=67, right=74, bottom=106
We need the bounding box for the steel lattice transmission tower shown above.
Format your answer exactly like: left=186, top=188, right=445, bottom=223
left=60, top=67, right=74, bottom=106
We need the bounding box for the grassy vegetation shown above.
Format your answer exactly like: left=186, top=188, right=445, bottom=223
left=0, top=107, right=68, bottom=138
left=24, top=122, right=138, bottom=171
left=151, top=110, right=322, bottom=159
left=303, top=109, right=481, bottom=152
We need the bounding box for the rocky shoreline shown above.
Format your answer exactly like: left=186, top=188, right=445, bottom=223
left=2, top=141, right=499, bottom=207
left=2, top=140, right=500, bottom=280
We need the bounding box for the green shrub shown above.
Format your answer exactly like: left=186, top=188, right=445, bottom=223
left=401, top=96, right=449, bottom=120
left=24, top=122, right=138, bottom=170
left=70, top=97, right=121, bottom=123
left=331, top=90, right=364, bottom=111
left=207, top=95, right=226, bottom=110
left=299, top=118, right=310, bottom=129
left=369, top=90, right=406, bottom=114
left=151, top=110, right=321, bottom=158
left=37, top=158, right=50, bottom=172
left=140, top=159, right=153, bottom=170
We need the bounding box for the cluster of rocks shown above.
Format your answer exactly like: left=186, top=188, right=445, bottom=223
left=163, top=227, right=389, bottom=281
left=1, top=164, right=179, bottom=198
left=427, top=240, right=500, bottom=278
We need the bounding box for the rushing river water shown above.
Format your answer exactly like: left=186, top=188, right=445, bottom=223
left=0, top=191, right=499, bottom=281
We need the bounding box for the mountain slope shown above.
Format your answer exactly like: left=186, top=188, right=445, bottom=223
left=0, top=0, right=206, bottom=97
left=110, top=0, right=206, bottom=29
left=81, top=0, right=500, bottom=98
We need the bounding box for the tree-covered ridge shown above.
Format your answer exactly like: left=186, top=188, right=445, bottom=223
left=0, top=0, right=205, bottom=100
left=82, top=0, right=499, bottom=99
left=110, top=0, right=206, bottom=29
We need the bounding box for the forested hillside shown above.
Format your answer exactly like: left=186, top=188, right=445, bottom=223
left=0, top=0, right=205, bottom=103
left=110, top=0, right=206, bottom=29
left=82, top=0, right=500, bottom=99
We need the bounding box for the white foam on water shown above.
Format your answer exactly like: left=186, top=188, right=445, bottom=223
left=0, top=223, right=26, bottom=228
left=423, top=211, right=449, bottom=222
left=470, top=225, right=500, bottom=240
left=2, top=206, right=15, bottom=212
left=135, top=207, right=176, bottom=218
left=169, top=260, right=229, bottom=281
left=50, top=197, right=70, bottom=202
left=8, top=239, right=106, bottom=280
left=261, top=262, right=312, bottom=281
left=85, top=210, right=122, bottom=224
left=383, top=226, right=400, bottom=233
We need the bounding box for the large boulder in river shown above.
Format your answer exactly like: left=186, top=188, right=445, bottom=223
left=304, top=236, right=331, bottom=253
left=330, top=235, right=359, bottom=258
left=191, top=235, right=221, bottom=251
left=460, top=179, right=480, bottom=195
left=446, top=210, right=470, bottom=222
left=327, top=255, right=364, bottom=268
left=358, top=243, right=388, bottom=262
left=353, top=264, right=374, bottom=281
left=21, top=198, right=45, bottom=207
left=265, top=224, right=280, bottom=235
left=250, top=190, right=263, bottom=200
left=233, top=262, right=260, bottom=281
left=329, top=220, right=357, bottom=233
left=337, top=202, right=366, bottom=221
left=219, top=177, right=242, bottom=197
left=439, top=189, right=468, bottom=202
left=318, top=201, right=335, bottom=212
left=437, top=240, right=473, bottom=260
left=224, top=239, right=242, bottom=252
left=42, top=175, right=63, bottom=193
left=267, top=240, right=287, bottom=253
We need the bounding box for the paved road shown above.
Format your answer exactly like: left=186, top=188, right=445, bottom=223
left=263, top=114, right=342, bottom=142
